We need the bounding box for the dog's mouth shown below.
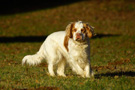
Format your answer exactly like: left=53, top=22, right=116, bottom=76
left=75, top=36, right=86, bottom=42
left=76, top=39, right=82, bottom=41
left=77, top=33, right=87, bottom=41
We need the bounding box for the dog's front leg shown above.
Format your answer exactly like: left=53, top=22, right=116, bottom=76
left=85, top=63, right=90, bottom=78
left=68, top=59, right=85, bottom=77
left=85, top=62, right=94, bottom=78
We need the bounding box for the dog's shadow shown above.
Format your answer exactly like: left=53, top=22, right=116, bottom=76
left=0, top=36, right=48, bottom=43
left=92, top=33, right=120, bottom=39
left=0, top=33, right=120, bottom=43
left=95, top=71, right=135, bottom=79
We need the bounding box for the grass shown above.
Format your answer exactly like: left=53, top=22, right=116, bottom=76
left=0, top=0, right=135, bottom=90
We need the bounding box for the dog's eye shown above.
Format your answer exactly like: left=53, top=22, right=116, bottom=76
left=81, top=29, right=86, bottom=32
left=73, top=29, right=77, bottom=32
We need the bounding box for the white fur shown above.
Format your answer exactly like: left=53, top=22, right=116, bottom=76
left=22, top=21, right=94, bottom=78
left=73, top=21, right=86, bottom=41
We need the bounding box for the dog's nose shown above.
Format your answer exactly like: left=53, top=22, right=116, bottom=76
left=76, top=33, right=82, bottom=39
left=76, top=33, right=81, bottom=36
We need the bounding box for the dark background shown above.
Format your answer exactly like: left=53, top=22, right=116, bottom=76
left=0, top=0, right=81, bottom=15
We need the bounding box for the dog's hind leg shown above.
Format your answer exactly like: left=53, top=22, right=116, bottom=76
left=57, top=59, right=66, bottom=77
left=48, top=63, right=55, bottom=77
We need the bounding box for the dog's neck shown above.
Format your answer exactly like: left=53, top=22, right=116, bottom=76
left=69, top=38, right=88, bottom=45
left=68, top=38, right=89, bottom=51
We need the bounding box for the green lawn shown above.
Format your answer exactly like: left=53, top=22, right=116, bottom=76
left=0, top=0, right=135, bottom=90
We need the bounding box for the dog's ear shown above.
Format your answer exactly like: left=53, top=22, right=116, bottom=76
left=64, top=22, right=74, bottom=51
left=84, top=23, right=95, bottom=38
left=65, top=22, right=74, bottom=38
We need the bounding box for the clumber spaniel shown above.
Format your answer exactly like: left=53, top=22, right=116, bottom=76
left=22, top=21, right=95, bottom=78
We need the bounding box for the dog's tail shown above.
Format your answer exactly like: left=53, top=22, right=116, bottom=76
left=22, top=44, right=45, bottom=66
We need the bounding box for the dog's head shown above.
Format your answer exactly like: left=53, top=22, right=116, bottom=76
left=64, top=21, right=95, bottom=51
left=65, top=21, right=95, bottom=41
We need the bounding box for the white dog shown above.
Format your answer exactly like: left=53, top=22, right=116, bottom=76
left=22, top=21, right=94, bottom=78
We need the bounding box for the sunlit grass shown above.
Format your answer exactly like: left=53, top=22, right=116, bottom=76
left=0, top=0, right=135, bottom=89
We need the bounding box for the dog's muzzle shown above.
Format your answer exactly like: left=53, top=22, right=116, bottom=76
left=76, top=33, right=83, bottom=41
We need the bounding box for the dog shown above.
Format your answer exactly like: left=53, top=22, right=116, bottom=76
left=22, top=21, right=95, bottom=78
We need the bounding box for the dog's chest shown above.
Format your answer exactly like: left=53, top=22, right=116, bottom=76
left=68, top=41, right=89, bottom=63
